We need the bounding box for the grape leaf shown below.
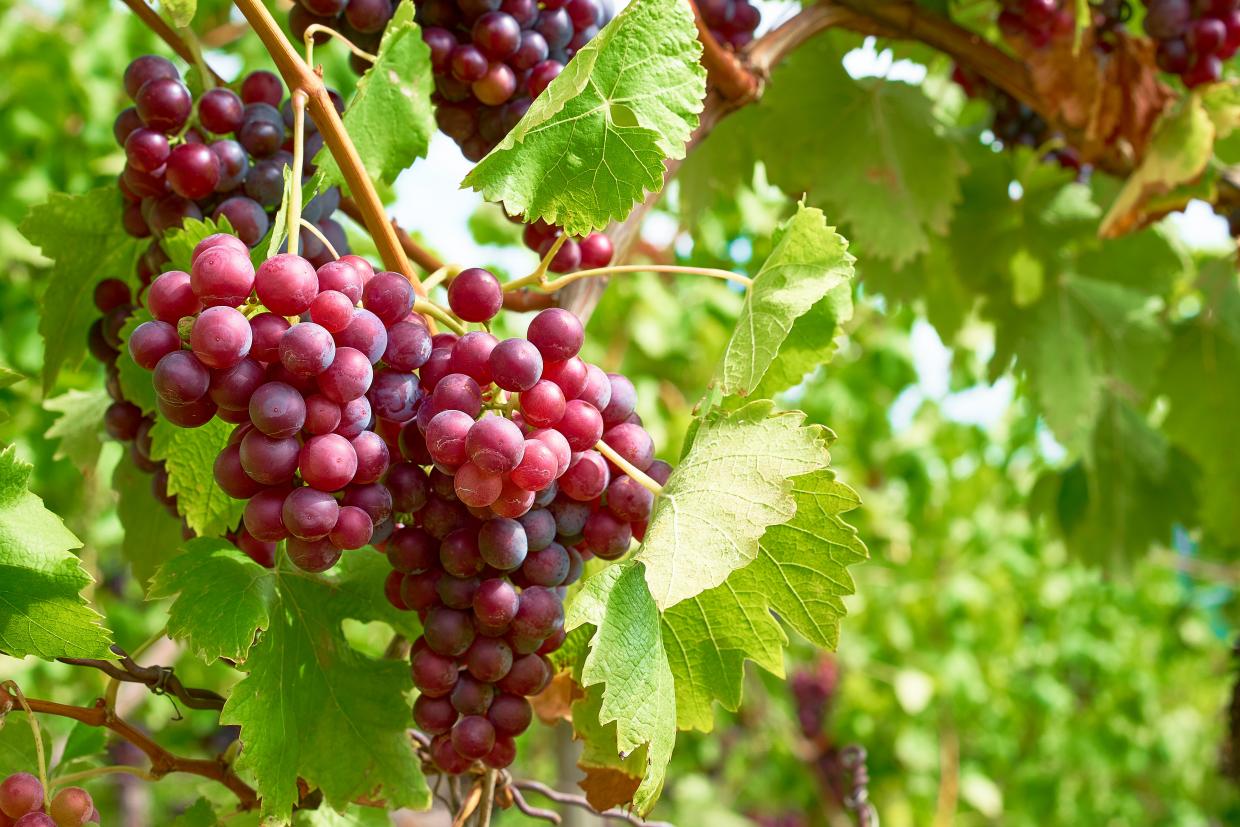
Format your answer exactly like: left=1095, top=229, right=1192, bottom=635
left=170, top=799, right=219, bottom=827
left=566, top=561, right=676, bottom=814
left=56, top=721, right=108, bottom=769
left=0, top=366, right=24, bottom=391
left=717, top=205, right=855, bottom=397
left=43, top=389, right=110, bottom=471
left=221, top=566, right=429, bottom=820
left=1099, top=93, right=1214, bottom=238
left=149, top=417, right=244, bottom=539
left=571, top=684, right=648, bottom=811
left=662, top=470, right=867, bottom=731
left=314, top=1, right=436, bottom=190
left=113, top=460, right=184, bottom=586
left=147, top=540, right=275, bottom=663
left=0, top=714, right=51, bottom=777
left=116, top=310, right=159, bottom=415
left=295, top=807, right=393, bottom=826
left=0, top=444, right=113, bottom=659
left=463, top=0, right=706, bottom=236
left=19, top=187, right=145, bottom=393
left=635, top=401, right=832, bottom=608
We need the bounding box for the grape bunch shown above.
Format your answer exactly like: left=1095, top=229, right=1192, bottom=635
left=697, top=0, right=761, bottom=51
left=951, top=65, right=1082, bottom=172
left=376, top=274, right=666, bottom=773
left=516, top=217, right=613, bottom=275
left=790, top=657, right=839, bottom=741
left=997, top=0, right=1075, bottom=48
left=1143, top=0, right=1240, bottom=86
left=114, top=55, right=350, bottom=262
left=0, top=773, right=98, bottom=827
left=414, top=0, right=614, bottom=161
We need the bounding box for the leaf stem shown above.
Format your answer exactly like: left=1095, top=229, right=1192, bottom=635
left=52, top=765, right=157, bottom=787
left=304, top=24, right=378, bottom=66
left=299, top=217, right=340, bottom=260
left=504, top=263, right=752, bottom=294
left=414, top=299, right=467, bottom=335
left=288, top=90, right=308, bottom=257
left=1, top=682, right=49, bottom=807
left=231, top=0, right=421, bottom=293
left=422, top=265, right=459, bottom=293
left=505, top=234, right=568, bottom=291
left=595, top=440, right=664, bottom=497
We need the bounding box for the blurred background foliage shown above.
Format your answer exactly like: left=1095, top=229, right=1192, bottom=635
left=1, top=0, right=1238, bottom=824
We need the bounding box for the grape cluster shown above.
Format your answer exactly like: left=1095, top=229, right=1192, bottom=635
left=517, top=218, right=613, bottom=275
left=790, top=657, right=839, bottom=741
left=415, top=0, right=613, bottom=161
left=114, top=55, right=350, bottom=262
left=378, top=274, right=665, bottom=773
left=951, top=65, right=1082, bottom=172
left=997, top=0, right=1075, bottom=48
left=0, top=773, right=97, bottom=827
left=1143, top=0, right=1240, bottom=86
left=697, top=0, right=760, bottom=50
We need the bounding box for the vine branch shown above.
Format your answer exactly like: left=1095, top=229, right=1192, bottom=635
left=57, top=644, right=226, bottom=711
left=0, top=683, right=258, bottom=809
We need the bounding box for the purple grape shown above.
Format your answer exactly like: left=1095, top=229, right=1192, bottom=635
left=489, top=338, right=542, bottom=392
left=287, top=536, right=342, bottom=572
left=542, top=356, right=588, bottom=399
left=249, top=312, right=291, bottom=363
left=383, top=321, right=433, bottom=371
left=208, top=357, right=266, bottom=410
left=450, top=674, right=495, bottom=715
left=153, top=349, right=209, bottom=404
left=432, top=373, right=483, bottom=418
left=240, top=430, right=300, bottom=484
left=362, top=272, right=415, bottom=326
left=465, top=635, right=513, bottom=682
left=527, top=307, right=584, bottom=362
left=584, top=509, right=631, bottom=559
left=128, top=320, right=181, bottom=370
left=511, top=30, right=549, bottom=70
left=166, top=143, right=220, bottom=200
left=473, top=12, right=522, bottom=61
left=387, top=526, right=439, bottom=573
left=454, top=461, right=503, bottom=507
left=249, top=381, right=307, bottom=438
left=473, top=63, right=517, bottom=106
left=124, top=55, right=179, bottom=99
left=522, top=541, right=569, bottom=586
left=257, top=254, right=319, bottom=316
left=299, top=433, right=359, bottom=491
left=414, top=694, right=459, bottom=735
left=412, top=646, right=459, bottom=697
left=527, top=59, right=563, bottom=97
left=424, top=606, right=476, bottom=656
left=439, top=574, right=481, bottom=609
left=426, top=409, right=474, bottom=466
left=125, top=128, right=170, bottom=173
left=135, top=78, right=192, bottom=132
left=199, top=87, right=245, bottom=134
left=560, top=449, right=609, bottom=500
left=447, top=267, right=503, bottom=322
left=606, top=474, right=654, bottom=522
left=211, top=139, right=250, bottom=191
left=487, top=693, right=532, bottom=736
left=342, top=481, right=393, bottom=524
left=448, top=331, right=497, bottom=384
left=451, top=715, right=496, bottom=760
left=191, top=244, right=256, bottom=307
left=450, top=44, right=490, bottom=82
left=318, top=346, right=374, bottom=403
left=350, top=430, right=390, bottom=484
left=512, top=585, right=564, bottom=640
left=440, top=527, right=486, bottom=577
left=190, top=306, right=252, bottom=369
left=243, top=487, right=290, bottom=541
left=214, top=444, right=263, bottom=499
left=336, top=396, right=374, bottom=439
left=464, top=415, right=524, bottom=475
left=330, top=505, right=374, bottom=549
left=368, top=369, right=422, bottom=422
left=496, top=652, right=551, bottom=695
left=213, top=197, right=269, bottom=248
left=281, top=322, right=337, bottom=377
left=345, top=0, right=393, bottom=32
left=478, top=517, right=528, bottom=570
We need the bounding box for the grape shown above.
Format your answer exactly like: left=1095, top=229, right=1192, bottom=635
left=240, top=430, right=300, bottom=484
left=522, top=541, right=569, bottom=586
left=452, top=715, right=496, bottom=760
left=147, top=270, right=200, bottom=323
left=115, top=106, right=144, bottom=145
left=322, top=504, right=369, bottom=550
left=249, top=313, right=291, bottom=363
left=513, top=509, right=556, bottom=553
left=466, top=414, right=526, bottom=473
left=346, top=0, right=393, bottom=31
left=519, top=380, right=566, bottom=428
left=362, top=272, right=415, bottom=325
left=335, top=308, right=389, bottom=364
left=153, top=350, right=210, bottom=404
left=512, top=584, right=564, bottom=640
left=128, top=320, right=181, bottom=370
left=424, top=606, right=477, bottom=656
left=387, top=462, right=431, bottom=512
left=244, top=487, right=290, bottom=541
left=238, top=103, right=284, bottom=157
left=190, top=306, right=252, bottom=369
left=94, top=278, right=131, bottom=314
left=384, top=320, right=433, bottom=371
left=135, top=78, right=193, bottom=133
left=542, top=356, right=588, bottom=399
left=526, top=307, right=584, bottom=362
left=606, top=474, right=654, bottom=522
left=584, top=509, right=631, bottom=559
left=125, top=55, right=179, bottom=99
left=315, top=261, right=362, bottom=305
left=473, top=11, right=522, bottom=60
left=440, top=579, right=479, bottom=615
left=447, top=267, right=503, bottom=321
left=281, top=322, right=337, bottom=377
left=440, top=527, right=486, bottom=577
left=297, top=433, right=358, bottom=491
left=509, top=439, right=558, bottom=492
left=529, top=427, right=571, bottom=476
left=423, top=27, right=458, bottom=71
left=466, top=635, right=514, bottom=683
left=236, top=529, right=278, bottom=567
left=419, top=346, right=454, bottom=390
left=511, top=30, right=549, bottom=70
left=451, top=674, right=495, bottom=715
left=147, top=194, right=203, bottom=236
left=578, top=232, right=614, bottom=268
left=497, top=652, right=551, bottom=695
left=191, top=243, right=256, bottom=307
left=402, top=569, right=444, bottom=610
left=557, top=399, right=604, bottom=452
left=244, top=157, right=285, bottom=207
left=451, top=44, right=490, bottom=82
left=602, top=422, right=654, bottom=471
left=250, top=381, right=307, bottom=438
left=601, top=374, right=637, bottom=425
left=336, top=396, right=374, bottom=439
left=414, top=694, right=459, bottom=735
left=318, top=346, right=373, bottom=404
left=430, top=733, right=474, bottom=774
left=209, top=358, right=266, bottom=411
left=473, top=63, right=517, bottom=106
left=102, top=401, right=141, bottom=441
left=490, top=478, right=535, bottom=517
left=487, top=692, right=532, bottom=737
left=1144, top=0, right=1192, bottom=39
left=578, top=363, right=612, bottom=410
left=214, top=197, right=270, bottom=248
left=256, top=254, right=320, bottom=315
left=489, top=338, right=543, bottom=391
left=369, top=369, right=422, bottom=422
left=239, top=70, right=281, bottom=106
left=527, top=59, right=563, bottom=97
left=166, top=143, right=220, bottom=200
left=158, top=394, right=218, bottom=427
left=125, top=127, right=170, bottom=172
left=454, top=460, right=503, bottom=507
left=122, top=201, right=151, bottom=238
left=342, top=481, right=394, bottom=524
left=478, top=517, right=528, bottom=570
left=560, top=449, right=609, bottom=500
left=387, top=526, right=438, bottom=573
left=283, top=486, right=340, bottom=540
left=426, top=409, right=474, bottom=466
left=428, top=374, right=480, bottom=420
left=484, top=735, right=517, bottom=769
left=351, top=430, right=390, bottom=483
left=448, top=331, right=497, bottom=384
left=13, top=814, right=57, bottom=827
left=214, top=444, right=263, bottom=499
left=199, top=87, right=245, bottom=134
left=287, top=536, right=342, bottom=572
left=298, top=394, right=338, bottom=434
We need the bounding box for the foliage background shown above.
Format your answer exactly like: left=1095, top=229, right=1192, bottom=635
left=1, top=0, right=1238, bottom=824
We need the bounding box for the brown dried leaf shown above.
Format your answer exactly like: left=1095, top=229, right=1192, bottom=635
left=1019, top=29, right=1173, bottom=164
left=578, top=765, right=643, bottom=812
left=530, top=670, right=584, bottom=725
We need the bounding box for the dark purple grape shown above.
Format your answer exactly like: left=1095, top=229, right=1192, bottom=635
left=124, top=55, right=179, bottom=99
left=240, top=70, right=282, bottom=106
left=208, top=357, right=266, bottom=411
left=447, top=267, right=503, bottom=322
left=448, top=331, right=497, bottom=385
left=527, top=59, right=563, bottom=97
left=211, top=140, right=249, bottom=192
left=199, top=87, right=245, bottom=134
left=244, top=487, right=291, bottom=541
left=336, top=395, right=373, bottom=439
left=432, top=373, right=483, bottom=418
left=489, top=338, right=542, bottom=392
left=584, top=509, right=631, bottom=559
left=387, top=525, right=439, bottom=572
left=368, top=369, right=422, bottom=422
left=249, top=312, right=290, bottom=363
left=213, top=197, right=270, bottom=248
left=412, top=646, right=460, bottom=697
left=256, top=254, right=319, bottom=316
left=487, top=693, right=532, bottom=736
left=466, top=415, right=526, bottom=474
left=238, top=103, right=284, bottom=157
left=451, top=715, right=495, bottom=760
left=153, top=350, right=210, bottom=404
left=383, top=321, right=433, bottom=371
left=478, top=517, right=528, bottom=570
left=345, top=0, right=393, bottom=32
left=424, top=606, right=477, bottom=656
left=522, top=541, right=569, bottom=586
left=214, top=444, right=264, bottom=499
left=135, top=78, right=193, bottom=133
left=440, top=527, right=486, bottom=577
left=114, top=106, right=144, bottom=145
left=578, top=232, right=613, bottom=268
left=362, top=272, right=415, bottom=326
left=287, top=535, right=342, bottom=572
left=473, top=12, right=522, bottom=60
left=527, top=307, right=584, bottom=362
left=318, top=346, right=374, bottom=403
left=128, top=320, right=181, bottom=370
left=414, top=694, right=459, bottom=735
left=473, top=63, right=517, bottom=106
left=240, top=430, right=300, bottom=484
left=496, top=652, right=551, bottom=695
left=450, top=674, right=495, bottom=715
left=502, top=0, right=538, bottom=26
left=450, top=44, right=490, bottom=83
left=335, top=308, right=389, bottom=364
left=331, top=505, right=374, bottom=549
left=125, top=128, right=170, bottom=173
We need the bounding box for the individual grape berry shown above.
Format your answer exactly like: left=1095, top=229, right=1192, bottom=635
left=519, top=380, right=567, bottom=428
left=484, top=735, right=517, bottom=769
left=383, top=321, right=434, bottom=371
left=512, top=584, right=564, bottom=640
left=250, top=381, right=307, bottom=438
left=297, top=433, right=358, bottom=492
left=342, top=481, right=394, bottom=525
left=578, top=363, right=612, bottom=410
left=335, top=308, right=389, bottom=364
left=318, top=346, right=374, bottom=404
left=350, top=430, right=390, bottom=484
left=497, top=652, right=551, bottom=695
left=309, top=290, right=356, bottom=334
left=454, top=460, right=503, bottom=507
left=473, top=11, right=522, bottom=60
left=557, top=398, right=604, bottom=452
left=362, top=271, right=415, bottom=325
left=466, top=414, right=526, bottom=473
left=257, top=254, right=320, bottom=316
left=240, top=430, right=300, bottom=484
left=447, top=267, right=503, bottom=321
left=489, top=338, right=543, bottom=391
left=473, top=63, right=517, bottom=106
left=478, top=517, right=528, bottom=570
left=528, top=59, right=563, bottom=97
left=190, top=306, right=252, bottom=369
left=287, top=535, right=342, bottom=572
left=166, top=142, right=221, bottom=200
left=209, top=357, right=266, bottom=411
left=124, top=127, right=170, bottom=173
left=452, top=715, right=496, bottom=760
left=522, top=541, right=570, bottom=586
left=243, top=487, right=290, bottom=541
left=584, top=509, right=631, bottom=559
left=426, top=409, right=474, bottom=466
left=191, top=243, right=256, bottom=307
left=128, top=320, right=181, bottom=370
left=346, top=0, right=394, bottom=31
left=153, top=350, right=210, bottom=404
left=336, top=396, right=374, bottom=439
left=368, top=369, right=422, bottom=422
left=248, top=312, right=291, bottom=363
left=158, top=394, right=219, bottom=427
left=578, top=232, right=614, bottom=269
left=124, top=54, right=179, bottom=99
left=198, top=87, right=245, bottom=134
left=214, top=443, right=263, bottom=499
left=135, top=77, right=193, bottom=133
left=542, top=356, right=588, bottom=399
left=432, top=373, right=484, bottom=418
left=465, top=635, right=514, bottom=682
left=487, top=692, right=533, bottom=737
left=606, top=474, right=654, bottom=522
left=424, top=606, right=477, bottom=656
left=283, top=486, right=341, bottom=540
left=414, top=694, right=459, bottom=735
left=281, top=323, right=337, bottom=378
left=13, top=814, right=58, bottom=827
left=0, top=773, right=43, bottom=819
left=214, top=196, right=270, bottom=248
left=560, top=449, right=609, bottom=500
left=527, top=307, right=584, bottom=362
left=451, top=674, right=496, bottom=715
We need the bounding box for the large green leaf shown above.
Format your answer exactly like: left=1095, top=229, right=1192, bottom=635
left=149, top=417, right=244, bottom=539
left=20, top=188, right=145, bottom=393
left=635, top=401, right=832, bottom=608
left=43, top=389, right=111, bottom=471
left=315, top=1, right=435, bottom=190
left=0, top=444, right=112, bottom=659
left=718, top=204, right=855, bottom=397
left=463, top=0, right=705, bottom=235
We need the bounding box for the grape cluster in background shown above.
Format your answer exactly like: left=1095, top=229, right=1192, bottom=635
left=0, top=773, right=97, bottom=827
left=1143, top=0, right=1240, bottom=86
left=996, top=0, right=1076, bottom=47
left=697, top=0, right=761, bottom=50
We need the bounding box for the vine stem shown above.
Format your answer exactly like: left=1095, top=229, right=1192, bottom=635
left=52, top=765, right=157, bottom=787
left=231, top=0, right=421, bottom=294
left=596, top=440, right=664, bottom=496
left=414, top=299, right=467, bottom=335
left=421, top=265, right=458, bottom=293
left=1, top=682, right=49, bottom=806
left=501, top=235, right=569, bottom=292
left=477, top=770, right=496, bottom=827
left=0, top=684, right=259, bottom=809
left=289, top=90, right=308, bottom=257
left=509, top=263, right=752, bottom=294
left=304, top=24, right=377, bottom=67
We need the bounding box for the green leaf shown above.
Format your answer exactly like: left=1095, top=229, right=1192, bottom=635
left=221, top=565, right=429, bottom=821
left=1100, top=94, right=1214, bottom=238
left=0, top=714, right=51, bottom=777
left=314, top=1, right=436, bottom=190
left=0, top=444, right=113, bottom=659
left=20, top=187, right=146, bottom=393
left=57, top=721, right=108, bottom=769
left=662, top=470, right=867, bottom=730
left=566, top=561, right=676, bottom=814
left=0, top=366, right=24, bottom=391
left=43, top=389, right=110, bottom=471
left=463, top=0, right=706, bottom=236
left=635, top=401, right=832, bottom=608
left=113, top=459, right=184, bottom=586
left=717, top=204, right=855, bottom=397
left=161, top=0, right=196, bottom=26
left=294, top=807, right=393, bottom=827
left=149, top=417, right=244, bottom=538
left=171, top=798, right=219, bottom=827
left=147, top=539, right=276, bottom=664
left=116, top=310, right=159, bottom=415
